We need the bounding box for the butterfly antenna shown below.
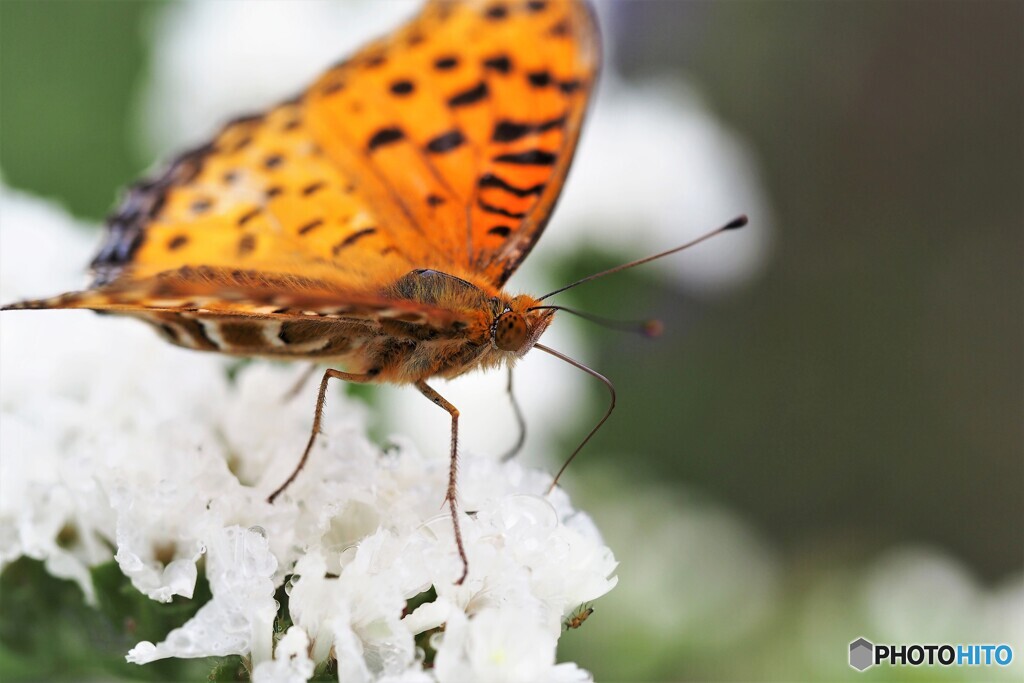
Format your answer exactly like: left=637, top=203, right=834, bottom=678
left=529, top=305, right=662, bottom=337
left=537, top=214, right=748, bottom=302
left=534, top=343, right=616, bottom=494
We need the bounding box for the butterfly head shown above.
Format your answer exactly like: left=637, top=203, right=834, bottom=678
left=491, top=295, right=553, bottom=356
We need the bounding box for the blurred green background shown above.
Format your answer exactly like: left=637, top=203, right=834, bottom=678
left=1, top=1, right=1020, bottom=681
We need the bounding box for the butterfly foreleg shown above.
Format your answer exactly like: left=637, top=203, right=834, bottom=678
left=415, top=380, right=469, bottom=586
left=500, top=367, right=527, bottom=462
left=280, top=363, right=319, bottom=403
left=267, top=368, right=374, bottom=504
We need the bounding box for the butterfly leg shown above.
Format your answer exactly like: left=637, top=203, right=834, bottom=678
left=280, top=363, right=319, bottom=402
left=268, top=368, right=373, bottom=504
left=415, top=380, right=469, bottom=585
left=500, top=367, right=527, bottom=462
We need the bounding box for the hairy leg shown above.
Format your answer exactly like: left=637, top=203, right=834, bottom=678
left=280, top=363, right=319, bottom=402
left=268, top=368, right=373, bottom=504
left=416, top=380, right=469, bottom=585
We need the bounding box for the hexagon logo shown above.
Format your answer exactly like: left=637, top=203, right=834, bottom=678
left=849, top=637, right=874, bottom=671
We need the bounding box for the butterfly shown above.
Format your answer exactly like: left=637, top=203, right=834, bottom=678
left=2, top=0, right=745, bottom=585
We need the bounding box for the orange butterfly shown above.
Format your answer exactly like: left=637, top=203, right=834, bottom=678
left=3, top=0, right=744, bottom=584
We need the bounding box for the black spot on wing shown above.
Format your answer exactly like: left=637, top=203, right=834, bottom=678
left=492, top=121, right=532, bottom=143
left=321, top=80, right=345, bottom=96
left=448, top=82, right=489, bottom=107
left=484, top=3, right=509, bottom=20
left=426, top=129, right=465, bottom=154
left=548, top=19, right=571, bottom=37
left=298, top=219, right=324, bottom=235
left=390, top=79, right=415, bottom=95
left=237, top=207, right=261, bottom=227
left=483, top=55, right=512, bottom=73
left=363, top=53, right=387, bottom=68
left=478, top=173, right=545, bottom=197
left=332, top=227, right=377, bottom=256
left=493, top=149, right=557, bottom=165
left=527, top=70, right=552, bottom=88
left=237, top=234, right=257, bottom=256
left=488, top=225, right=512, bottom=237
left=434, top=55, right=459, bottom=71
left=491, top=115, right=566, bottom=143
left=167, top=234, right=189, bottom=251
left=478, top=199, right=527, bottom=220
left=368, top=127, right=405, bottom=151
left=301, top=181, right=325, bottom=196
left=191, top=198, right=213, bottom=213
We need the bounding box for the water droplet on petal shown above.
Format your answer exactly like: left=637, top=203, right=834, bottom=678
left=418, top=512, right=455, bottom=542
left=500, top=494, right=558, bottom=531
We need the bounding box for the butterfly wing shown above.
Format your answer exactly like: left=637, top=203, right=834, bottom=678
left=306, top=0, right=600, bottom=286
left=4, top=264, right=478, bottom=372
left=88, top=100, right=423, bottom=291
left=8, top=0, right=599, bottom=323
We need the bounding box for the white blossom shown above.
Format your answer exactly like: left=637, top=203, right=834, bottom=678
left=252, top=626, right=316, bottom=683
left=127, top=526, right=279, bottom=665
left=434, top=608, right=591, bottom=683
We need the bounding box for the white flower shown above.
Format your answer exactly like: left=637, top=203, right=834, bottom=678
left=434, top=607, right=592, bottom=683
left=252, top=626, right=316, bottom=683
left=127, top=526, right=279, bottom=665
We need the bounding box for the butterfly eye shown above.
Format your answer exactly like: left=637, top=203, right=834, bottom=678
left=493, top=311, right=527, bottom=351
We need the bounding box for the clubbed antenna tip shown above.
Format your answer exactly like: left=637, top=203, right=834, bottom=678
left=725, top=214, right=748, bottom=230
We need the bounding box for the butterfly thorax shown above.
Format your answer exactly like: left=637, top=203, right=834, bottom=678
left=367, top=268, right=554, bottom=382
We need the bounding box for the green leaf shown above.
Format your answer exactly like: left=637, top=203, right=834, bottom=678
left=0, top=557, right=240, bottom=681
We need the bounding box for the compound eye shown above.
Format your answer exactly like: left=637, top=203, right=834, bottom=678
left=494, top=312, right=527, bottom=351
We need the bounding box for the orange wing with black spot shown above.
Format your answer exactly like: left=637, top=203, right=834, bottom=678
left=304, top=0, right=599, bottom=286
left=12, top=0, right=598, bottom=319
